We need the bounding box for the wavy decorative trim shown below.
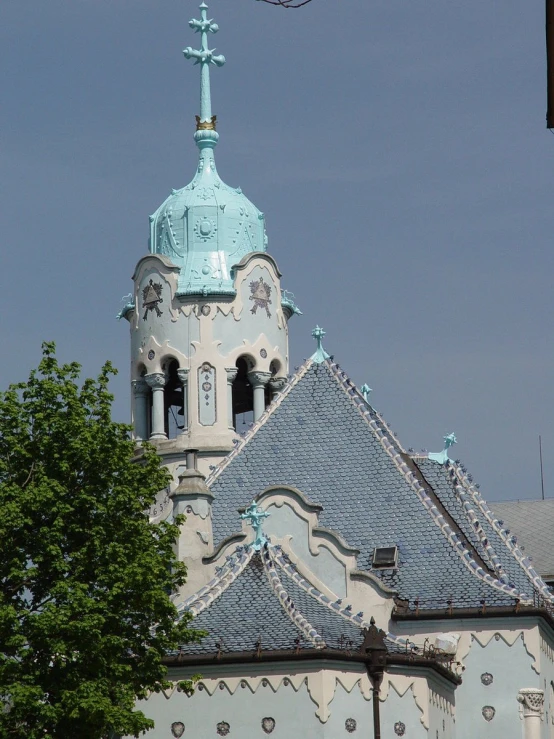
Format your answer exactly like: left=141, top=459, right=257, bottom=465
left=445, top=467, right=507, bottom=582
left=267, top=545, right=417, bottom=651
left=261, top=547, right=325, bottom=648
left=177, top=547, right=253, bottom=617
left=449, top=464, right=554, bottom=604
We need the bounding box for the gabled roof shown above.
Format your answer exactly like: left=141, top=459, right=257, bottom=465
left=176, top=544, right=368, bottom=655
left=491, top=499, right=554, bottom=581
left=206, top=358, right=544, bottom=612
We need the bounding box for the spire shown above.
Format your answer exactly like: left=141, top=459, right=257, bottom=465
left=184, top=2, right=225, bottom=148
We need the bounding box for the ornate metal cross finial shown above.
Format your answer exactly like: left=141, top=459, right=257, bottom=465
left=240, top=502, right=270, bottom=551
left=428, top=432, right=457, bottom=465
left=311, top=325, right=330, bottom=364
left=361, top=383, right=372, bottom=402
left=183, top=3, right=225, bottom=127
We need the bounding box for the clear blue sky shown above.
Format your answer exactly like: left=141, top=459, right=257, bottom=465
left=1, top=0, right=552, bottom=502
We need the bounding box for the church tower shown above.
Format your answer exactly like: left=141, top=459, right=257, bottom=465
left=121, top=3, right=299, bottom=481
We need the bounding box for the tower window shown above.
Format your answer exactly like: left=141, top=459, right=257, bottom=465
left=164, top=360, right=184, bottom=439
left=232, top=357, right=254, bottom=431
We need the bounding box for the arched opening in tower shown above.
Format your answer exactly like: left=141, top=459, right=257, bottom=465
left=232, top=357, right=254, bottom=431
left=164, top=359, right=184, bottom=439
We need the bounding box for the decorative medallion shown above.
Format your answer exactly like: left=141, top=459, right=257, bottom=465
left=197, top=187, right=214, bottom=201
left=345, top=718, right=357, bottom=733
left=148, top=350, right=155, bottom=360
left=201, top=304, right=211, bottom=316
left=394, top=722, right=406, bottom=736
left=262, top=679, right=269, bottom=687
left=216, top=722, right=230, bottom=736
left=249, top=277, right=272, bottom=318
left=261, top=717, right=275, bottom=734
left=482, top=706, right=496, bottom=722
left=194, top=217, right=217, bottom=242
left=481, top=672, right=494, bottom=686
left=142, top=279, right=163, bottom=320
left=171, top=722, right=185, bottom=738
left=260, top=348, right=268, bottom=358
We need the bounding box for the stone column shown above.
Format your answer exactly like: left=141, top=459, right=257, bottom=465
left=225, top=368, right=238, bottom=429
left=176, top=368, right=190, bottom=431
left=145, top=372, right=167, bottom=440
left=517, top=688, right=544, bottom=739
left=248, top=371, right=272, bottom=422
left=269, top=376, right=287, bottom=402
left=132, top=379, right=149, bottom=441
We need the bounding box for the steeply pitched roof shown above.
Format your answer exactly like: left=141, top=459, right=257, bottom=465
left=206, top=359, right=540, bottom=611
left=491, top=499, right=554, bottom=580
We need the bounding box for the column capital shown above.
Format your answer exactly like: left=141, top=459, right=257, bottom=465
left=225, top=367, right=238, bottom=383
left=144, top=372, right=166, bottom=390
left=269, top=376, right=287, bottom=393
left=517, top=688, right=544, bottom=718
left=176, top=368, right=190, bottom=384
left=132, top=379, right=149, bottom=397
left=248, top=370, right=272, bottom=388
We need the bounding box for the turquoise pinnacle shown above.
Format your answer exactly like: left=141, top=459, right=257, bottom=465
left=184, top=3, right=225, bottom=126
left=311, top=326, right=330, bottom=364
left=148, top=3, right=267, bottom=297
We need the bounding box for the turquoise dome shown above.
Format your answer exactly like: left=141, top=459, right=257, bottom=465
left=149, top=132, right=267, bottom=298
left=148, top=3, right=268, bottom=298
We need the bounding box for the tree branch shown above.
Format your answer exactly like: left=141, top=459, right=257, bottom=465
left=257, top=0, right=313, bottom=7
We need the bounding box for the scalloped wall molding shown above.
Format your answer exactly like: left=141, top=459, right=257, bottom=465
left=145, top=670, right=432, bottom=726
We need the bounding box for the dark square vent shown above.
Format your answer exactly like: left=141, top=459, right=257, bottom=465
left=372, top=546, right=398, bottom=569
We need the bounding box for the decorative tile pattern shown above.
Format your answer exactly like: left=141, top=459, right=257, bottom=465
left=174, top=547, right=366, bottom=655
left=481, top=672, right=493, bottom=686
left=261, top=717, right=275, bottom=734
left=207, top=360, right=530, bottom=609
left=198, top=362, right=216, bottom=426
left=482, top=706, right=496, bottom=722
left=217, top=721, right=230, bottom=736
left=142, top=279, right=163, bottom=320
left=249, top=277, right=272, bottom=317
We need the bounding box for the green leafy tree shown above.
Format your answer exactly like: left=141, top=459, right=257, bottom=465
left=0, top=344, right=202, bottom=738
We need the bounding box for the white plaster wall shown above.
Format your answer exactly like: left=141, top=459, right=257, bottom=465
left=456, top=631, right=537, bottom=738
left=130, top=667, right=436, bottom=739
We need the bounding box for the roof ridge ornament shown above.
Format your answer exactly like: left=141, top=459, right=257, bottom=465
left=361, top=383, right=372, bottom=402
left=428, top=432, right=457, bottom=465
left=311, top=326, right=330, bottom=364
left=184, top=3, right=225, bottom=140
left=240, top=501, right=270, bottom=551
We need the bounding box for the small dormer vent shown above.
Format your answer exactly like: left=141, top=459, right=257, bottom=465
left=372, top=546, right=398, bottom=569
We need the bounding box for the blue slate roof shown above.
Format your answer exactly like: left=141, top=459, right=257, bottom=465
left=415, top=459, right=533, bottom=597
left=207, top=359, right=543, bottom=611
left=180, top=549, right=365, bottom=655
